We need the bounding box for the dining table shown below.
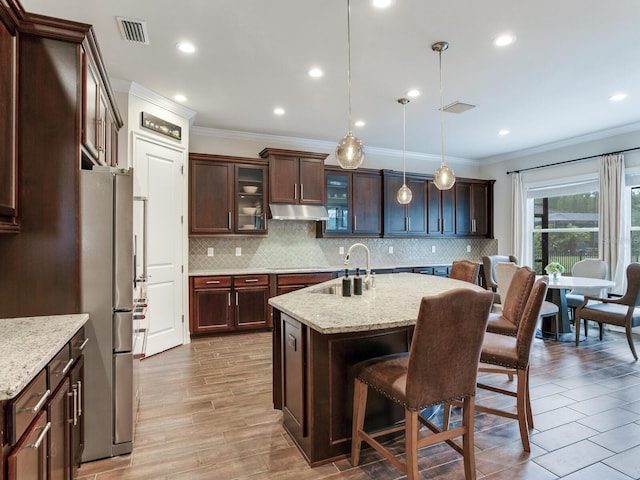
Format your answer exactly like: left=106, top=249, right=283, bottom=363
left=537, top=275, right=616, bottom=342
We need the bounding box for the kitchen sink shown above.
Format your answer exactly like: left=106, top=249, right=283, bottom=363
left=311, top=284, right=342, bottom=295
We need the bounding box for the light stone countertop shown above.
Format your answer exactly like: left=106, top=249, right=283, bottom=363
left=268, top=273, right=485, bottom=334
left=188, top=262, right=463, bottom=277
left=0, top=314, right=89, bottom=401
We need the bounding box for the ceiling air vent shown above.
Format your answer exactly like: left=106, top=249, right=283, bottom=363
left=442, top=101, right=476, bottom=114
left=117, top=17, right=150, bottom=44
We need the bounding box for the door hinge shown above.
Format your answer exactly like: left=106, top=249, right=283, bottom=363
left=181, top=265, right=184, bottom=273
left=181, top=215, right=183, bottom=225
left=181, top=164, right=184, bottom=175
left=181, top=314, right=184, bottom=324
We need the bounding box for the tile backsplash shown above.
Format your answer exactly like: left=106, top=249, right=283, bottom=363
left=189, top=221, right=498, bottom=271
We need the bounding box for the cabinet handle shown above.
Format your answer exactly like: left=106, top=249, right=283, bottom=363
left=28, top=422, right=51, bottom=450
left=300, top=184, right=304, bottom=200
left=437, top=218, right=441, bottom=232
left=205, top=280, right=221, bottom=285
left=244, top=279, right=259, bottom=283
left=61, top=358, right=74, bottom=375
left=294, top=184, right=298, bottom=200
left=235, top=292, right=239, bottom=305
left=227, top=293, right=231, bottom=306
left=77, top=380, right=83, bottom=417
left=79, top=338, right=90, bottom=351
left=472, top=218, right=476, bottom=233
left=228, top=212, right=231, bottom=229
left=353, top=215, right=357, bottom=231
left=67, top=391, right=75, bottom=424
left=72, top=386, right=78, bottom=426
left=96, top=119, right=104, bottom=152
left=20, top=389, right=50, bottom=414
left=408, top=216, right=411, bottom=231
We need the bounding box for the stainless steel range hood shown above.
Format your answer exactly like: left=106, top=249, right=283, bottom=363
left=269, top=204, right=329, bottom=221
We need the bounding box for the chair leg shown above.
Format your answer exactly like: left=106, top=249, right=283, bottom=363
left=584, top=318, right=589, bottom=337
left=599, top=323, right=604, bottom=341
left=461, top=396, right=477, bottom=480
left=554, top=314, right=559, bottom=341
left=516, top=369, right=531, bottom=452
left=575, top=317, right=581, bottom=346
left=351, top=379, right=368, bottom=466
left=626, top=325, right=639, bottom=361
left=524, top=367, right=533, bottom=429
left=405, top=409, right=419, bottom=480
left=442, top=401, right=451, bottom=431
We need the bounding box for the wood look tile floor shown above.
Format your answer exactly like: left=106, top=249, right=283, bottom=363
left=77, top=326, right=640, bottom=480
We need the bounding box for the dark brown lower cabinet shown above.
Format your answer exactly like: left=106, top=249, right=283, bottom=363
left=190, top=275, right=271, bottom=335
left=7, top=412, right=48, bottom=480
left=69, top=354, right=85, bottom=478
left=275, top=272, right=336, bottom=295
left=48, top=379, right=70, bottom=480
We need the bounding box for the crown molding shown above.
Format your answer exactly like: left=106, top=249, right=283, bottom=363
left=190, top=126, right=475, bottom=165
left=111, top=79, right=198, bottom=123
left=481, top=121, right=640, bottom=165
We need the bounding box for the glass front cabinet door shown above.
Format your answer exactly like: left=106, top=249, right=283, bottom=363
left=236, top=165, right=267, bottom=234
left=325, top=172, right=350, bottom=234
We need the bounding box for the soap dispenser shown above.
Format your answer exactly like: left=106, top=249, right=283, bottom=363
left=353, top=268, right=363, bottom=295
left=342, top=269, right=352, bottom=297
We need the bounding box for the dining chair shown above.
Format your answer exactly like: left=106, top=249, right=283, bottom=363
left=450, top=260, right=481, bottom=284
left=486, top=264, right=535, bottom=336
left=566, top=259, right=608, bottom=332
left=445, top=277, right=549, bottom=452
left=351, top=288, right=494, bottom=480
left=575, top=263, right=640, bottom=360
left=482, top=255, right=518, bottom=301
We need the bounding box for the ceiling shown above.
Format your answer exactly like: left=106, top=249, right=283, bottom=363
left=19, top=0, right=640, bottom=162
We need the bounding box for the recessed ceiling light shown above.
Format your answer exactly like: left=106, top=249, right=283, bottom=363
left=354, top=120, right=365, bottom=127
left=407, top=89, right=421, bottom=98
left=177, top=42, right=196, bottom=54
left=274, top=107, right=285, bottom=116
left=498, top=129, right=510, bottom=136
left=371, top=0, right=392, bottom=8
left=609, top=93, right=628, bottom=102
left=494, top=34, right=516, bottom=47
left=308, top=67, right=324, bottom=78
left=173, top=94, right=187, bottom=102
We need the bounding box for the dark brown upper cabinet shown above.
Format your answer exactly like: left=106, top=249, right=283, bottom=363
left=259, top=148, right=328, bottom=205
left=317, top=167, right=382, bottom=237
left=0, top=11, right=18, bottom=232
left=189, top=153, right=268, bottom=236
left=427, top=180, right=455, bottom=236
left=383, top=171, right=428, bottom=236
left=455, top=180, right=493, bottom=237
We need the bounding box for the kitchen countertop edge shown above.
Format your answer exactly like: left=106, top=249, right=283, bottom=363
left=0, top=313, right=89, bottom=401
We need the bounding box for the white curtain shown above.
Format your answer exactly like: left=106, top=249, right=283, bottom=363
left=511, top=172, right=526, bottom=263
left=599, top=154, right=627, bottom=294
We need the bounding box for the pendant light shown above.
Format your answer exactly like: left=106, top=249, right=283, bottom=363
left=432, top=41, right=455, bottom=190
left=396, top=98, right=412, bottom=204
left=336, top=0, right=364, bottom=170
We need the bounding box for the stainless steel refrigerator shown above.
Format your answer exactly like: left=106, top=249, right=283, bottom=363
left=80, top=167, right=134, bottom=461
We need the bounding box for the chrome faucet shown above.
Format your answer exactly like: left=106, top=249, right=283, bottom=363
left=344, top=243, right=372, bottom=289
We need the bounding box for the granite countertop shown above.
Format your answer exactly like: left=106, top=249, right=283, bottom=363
left=189, top=262, right=464, bottom=277
left=0, top=314, right=89, bottom=401
left=268, top=272, right=485, bottom=334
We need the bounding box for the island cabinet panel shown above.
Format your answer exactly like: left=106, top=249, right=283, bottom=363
left=259, top=148, right=328, bottom=206
left=382, top=172, right=428, bottom=236
left=275, top=272, right=336, bottom=295
left=274, top=310, right=412, bottom=465
left=0, top=14, right=18, bottom=232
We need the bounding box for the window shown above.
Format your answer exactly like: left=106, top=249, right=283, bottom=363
left=631, top=187, right=640, bottom=262
left=525, top=175, right=600, bottom=275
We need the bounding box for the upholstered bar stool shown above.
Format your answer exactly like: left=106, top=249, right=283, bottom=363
left=482, top=255, right=518, bottom=302
left=486, top=265, right=535, bottom=337
left=446, top=278, right=548, bottom=452
left=449, top=260, right=481, bottom=284
left=351, top=288, right=494, bottom=480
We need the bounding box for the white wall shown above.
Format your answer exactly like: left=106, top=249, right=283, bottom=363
left=479, top=128, right=640, bottom=256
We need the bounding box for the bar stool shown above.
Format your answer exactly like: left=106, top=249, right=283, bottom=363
left=351, top=288, right=494, bottom=480
left=449, top=260, right=481, bottom=284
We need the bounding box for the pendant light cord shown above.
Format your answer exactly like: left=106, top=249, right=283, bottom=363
left=438, top=49, right=446, bottom=167
left=402, top=100, right=407, bottom=183
left=347, top=0, right=353, bottom=133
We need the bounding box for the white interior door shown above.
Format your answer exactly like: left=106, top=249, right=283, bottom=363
left=133, top=135, right=185, bottom=357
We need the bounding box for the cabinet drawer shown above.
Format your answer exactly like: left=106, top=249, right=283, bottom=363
left=234, top=274, right=268, bottom=286
left=8, top=370, right=49, bottom=445
left=71, top=326, right=89, bottom=360
left=48, top=343, right=72, bottom=393
left=193, top=276, right=232, bottom=289
left=277, top=273, right=335, bottom=286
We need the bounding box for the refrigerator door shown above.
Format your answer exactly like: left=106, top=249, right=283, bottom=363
left=114, top=171, right=134, bottom=311
left=113, top=352, right=133, bottom=449
left=113, top=310, right=133, bottom=353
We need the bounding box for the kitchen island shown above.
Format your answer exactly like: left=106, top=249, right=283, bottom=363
left=269, top=273, right=485, bottom=465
